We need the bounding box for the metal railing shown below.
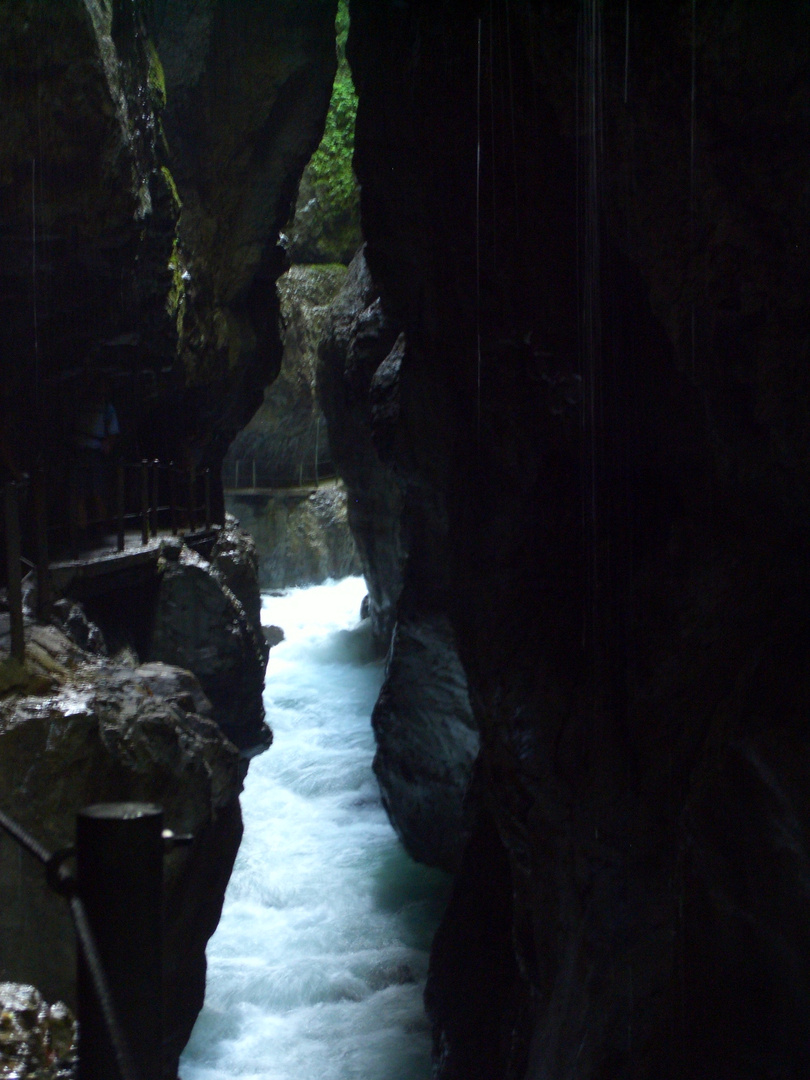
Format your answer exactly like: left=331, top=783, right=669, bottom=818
left=224, top=456, right=336, bottom=492
left=0, top=801, right=191, bottom=1080
left=2, top=461, right=219, bottom=664
left=67, top=458, right=216, bottom=558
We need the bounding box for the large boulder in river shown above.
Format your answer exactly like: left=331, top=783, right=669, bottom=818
left=0, top=625, right=242, bottom=1078
left=372, top=614, right=479, bottom=873
left=147, top=540, right=270, bottom=754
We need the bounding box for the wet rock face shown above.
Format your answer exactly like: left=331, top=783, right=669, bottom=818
left=317, top=248, right=405, bottom=651
left=0, top=982, right=76, bottom=1079
left=227, top=484, right=361, bottom=590
left=152, top=0, right=340, bottom=478
left=148, top=534, right=270, bottom=753
left=0, top=628, right=242, bottom=1079
left=348, top=1, right=810, bottom=1077
left=372, top=614, right=478, bottom=873
left=223, top=263, right=347, bottom=489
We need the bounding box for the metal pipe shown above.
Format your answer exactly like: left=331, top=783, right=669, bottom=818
left=69, top=461, right=79, bottom=560
left=169, top=464, right=177, bottom=536
left=33, top=466, right=52, bottom=619
left=188, top=464, right=196, bottom=531
left=140, top=461, right=149, bottom=544
left=76, top=802, right=164, bottom=1080
left=149, top=460, right=159, bottom=538
left=116, top=462, right=125, bottom=552
left=4, top=482, right=24, bottom=663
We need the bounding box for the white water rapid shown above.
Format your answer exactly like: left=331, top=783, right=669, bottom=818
left=181, top=577, right=450, bottom=1080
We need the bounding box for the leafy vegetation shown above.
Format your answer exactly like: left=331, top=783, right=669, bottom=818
left=288, top=0, right=361, bottom=264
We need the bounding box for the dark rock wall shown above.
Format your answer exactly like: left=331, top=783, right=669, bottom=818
left=153, top=0, right=339, bottom=485
left=317, top=249, right=406, bottom=649
left=1, top=0, right=338, bottom=526
left=348, top=2, right=810, bottom=1077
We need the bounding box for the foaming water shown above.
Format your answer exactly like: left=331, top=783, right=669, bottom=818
left=181, top=577, right=450, bottom=1080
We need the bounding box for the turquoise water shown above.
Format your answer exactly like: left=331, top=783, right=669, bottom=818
left=181, top=577, right=450, bottom=1080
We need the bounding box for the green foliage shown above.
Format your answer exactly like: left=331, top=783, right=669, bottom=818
left=290, top=0, right=361, bottom=264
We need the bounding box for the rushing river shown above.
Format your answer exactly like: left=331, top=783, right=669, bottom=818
left=181, top=577, right=450, bottom=1080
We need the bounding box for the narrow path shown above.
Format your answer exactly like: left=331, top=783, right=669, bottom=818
left=181, top=577, right=449, bottom=1080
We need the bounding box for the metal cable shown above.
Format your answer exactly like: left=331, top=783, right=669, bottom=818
left=69, top=894, right=141, bottom=1080
left=0, top=805, right=141, bottom=1080
left=0, top=805, right=52, bottom=865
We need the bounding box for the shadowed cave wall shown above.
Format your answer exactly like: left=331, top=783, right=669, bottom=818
left=345, top=2, right=810, bottom=1078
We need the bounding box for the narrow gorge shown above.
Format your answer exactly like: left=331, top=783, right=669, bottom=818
left=1, top=2, right=809, bottom=1079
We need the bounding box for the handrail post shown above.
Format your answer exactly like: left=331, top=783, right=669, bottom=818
left=69, top=461, right=79, bottom=560
left=33, top=467, right=52, bottom=620
left=188, top=464, right=196, bottom=531
left=116, top=462, right=125, bottom=552
left=169, top=464, right=178, bottom=536
left=234, top=459, right=239, bottom=490
left=204, top=469, right=211, bottom=530
left=149, top=460, right=159, bottom=539
left=140, top=460, right=149, bottom=545
left=76, top=802, right=163, bottom=1080
left=252, top=459, right=256, bottom=490
left=314, top=415, right=320, bottom=488
left=4, top=481, right=25, bottom=663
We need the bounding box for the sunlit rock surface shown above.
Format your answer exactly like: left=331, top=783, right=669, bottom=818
left=0, top=626, right=242, bottom=1078
left=223, top=264, right=347, bottom=490
left=228, top=483, right=360, bottom=590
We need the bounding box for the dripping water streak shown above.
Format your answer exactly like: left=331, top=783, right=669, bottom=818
left=623, top=1, right=630, bottom=105
left=504, top=0, right=520, bottom=234
left=489, top=1, right=497, bottom=274
left=476, top=16, right=483, bottom=440
left=578, top=0, right=604, bottom=685
left=31, top=159, right=39, bottom=387
left=689, top=0, right=697, bottom=378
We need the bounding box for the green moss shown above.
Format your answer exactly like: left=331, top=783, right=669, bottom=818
left=167, top=237, right=187, bottom=336
left=160, top=164, right=181, bottom=211
left=145, top=36, right=166, bottom=110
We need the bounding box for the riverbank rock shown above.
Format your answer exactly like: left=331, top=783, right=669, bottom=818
left=0, top=624, right=243, bottom=1079
left=0, top=983, right=76, bottom=1080
left=372, top=615, right=478, bottom=874
left=148, top=538, right=270, bottom=754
